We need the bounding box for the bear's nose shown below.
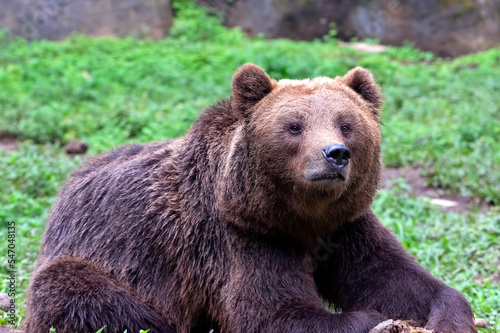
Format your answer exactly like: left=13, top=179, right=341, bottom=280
left=322, top=144, right=351, bottom=168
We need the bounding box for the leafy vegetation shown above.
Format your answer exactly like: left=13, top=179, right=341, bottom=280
left=374, top=182, right=500, bottom=331
left=0, top=1, right=499, bottom=331
left=0, top=144, right=82, bottom=326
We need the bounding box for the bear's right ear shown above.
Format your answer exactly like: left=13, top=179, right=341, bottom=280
left=231, top=64, right=275, bottom=116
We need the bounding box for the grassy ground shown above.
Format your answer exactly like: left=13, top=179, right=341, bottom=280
left=0, top=1, right=499, bottom=330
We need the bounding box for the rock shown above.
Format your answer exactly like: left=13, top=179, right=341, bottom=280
left=475, top=318, right=489, bottom=328
left=64, top=139, right=88, bottom=155
left=429, top=198, right=459, bottom=208
left=0, top=0, right=173, bottom=41
left=199, top=0, right=500, bottom=57
left=369, top=319, right=433, bottom=333
left=0, top=292, right=12, bottom=312
left=340, top=42, right=387, bottom=53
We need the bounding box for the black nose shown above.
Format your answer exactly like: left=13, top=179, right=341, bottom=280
left=322, top=144, right=351, bottom=168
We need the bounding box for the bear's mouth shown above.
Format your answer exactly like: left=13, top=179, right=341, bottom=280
left=310, top=173, right=345, bottom=182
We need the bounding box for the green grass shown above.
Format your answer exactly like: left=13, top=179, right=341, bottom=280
left=0, top=1, right=499, bottom=330
left=0, top=144, right=82, bottom=326
left=374, top=182, right=500, bottom=330
left=1, top=3, right=500, bottom=201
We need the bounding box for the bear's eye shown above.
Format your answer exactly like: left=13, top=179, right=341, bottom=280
left=341, top=124, right=351, bottom=134
left=289, top=123, right=303, bottom=135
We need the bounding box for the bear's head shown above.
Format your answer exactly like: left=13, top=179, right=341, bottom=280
left=226, top=64, right=382, bottom=244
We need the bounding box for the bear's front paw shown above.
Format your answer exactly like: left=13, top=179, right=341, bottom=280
left=425, top=316, right=477, bottom=333
left=425, top=288, right=477, bottom=333
left=425, top=321, right=477, bottom=333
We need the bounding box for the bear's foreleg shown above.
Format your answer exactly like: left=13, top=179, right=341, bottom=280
left=314, top=210, right=477, bottom=333
left=24, top=256, right=175, bottom=333
left=221, top=228, right=385, bottom=332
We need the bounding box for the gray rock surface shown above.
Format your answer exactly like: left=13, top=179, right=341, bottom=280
left=0, top=0, right=172, bottom=40
left=199, top=0, right=500, bottom=57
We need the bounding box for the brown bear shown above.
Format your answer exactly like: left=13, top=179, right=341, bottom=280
left=24, top=64, right=476, bottom=333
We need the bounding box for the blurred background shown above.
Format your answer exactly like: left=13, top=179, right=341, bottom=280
left=0, top=0, right=499, bottom=331
left=3, top=0, right=500, bottom=57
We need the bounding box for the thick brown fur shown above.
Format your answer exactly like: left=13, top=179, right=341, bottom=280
left=24, top=64, right=476, bottom=333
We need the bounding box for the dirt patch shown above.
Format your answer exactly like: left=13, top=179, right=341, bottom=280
left=381, top=167, right=492, bottom=213
left=0, top=132, right=19, bottom=152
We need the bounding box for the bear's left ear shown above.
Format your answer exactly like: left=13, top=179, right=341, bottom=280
left=232, top=64, right=275, bottom=116
left=342, top=67, right=382, bottom=116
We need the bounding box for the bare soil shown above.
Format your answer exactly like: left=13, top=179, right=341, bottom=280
left=0, top=132, right=19, bottom=152
left=381, top=167, right=492, bottom=213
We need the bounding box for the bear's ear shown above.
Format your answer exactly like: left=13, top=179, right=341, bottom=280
left=342, top=67, right=382, bottom=116
left=232, top=64, right=275, bottom=116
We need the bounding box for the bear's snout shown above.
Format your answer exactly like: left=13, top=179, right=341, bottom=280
left=302, top=144, right=351, bottom=184
left=322, top=144, right=351, bottom=169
